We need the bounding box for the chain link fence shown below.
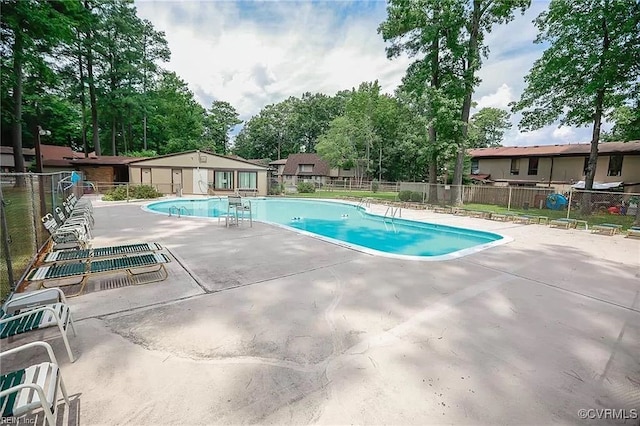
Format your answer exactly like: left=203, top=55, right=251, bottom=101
left=325, top=180, right=639, bottom=228
left=1, top=172, right=80, bottom=301
left=4, top=174, right=636, bottom=301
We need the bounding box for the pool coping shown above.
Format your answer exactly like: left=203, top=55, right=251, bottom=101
left=141, top=197, right=513, bottom=262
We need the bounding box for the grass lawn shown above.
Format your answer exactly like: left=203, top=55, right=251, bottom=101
left=463, top=203, right=637, bottom=229
left=1, top=187, right=38, bottom=301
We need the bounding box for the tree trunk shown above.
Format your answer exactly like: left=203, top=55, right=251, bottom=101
left=111, top=117, right=117, bottom=155
left=427, top=19, right=440, bottom=204
left=143, top=115, right=147, bottom=150
left=581, top=87, right=605, bottom=215
left=78, top=38, right=88, bottom=157
left=581, top=8, right=610, bottom=215
left=452, top=0, right=481, bottom=206
left=428, top=127, right=439, bottom=204
left=11, top=32, right=26, bottom=186
left=86, top=36, right=100, bottom=155
left=122, top=121, right=128, bottom=154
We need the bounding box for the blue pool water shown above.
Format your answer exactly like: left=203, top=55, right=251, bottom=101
left=145, top=198, right=506, bottom=260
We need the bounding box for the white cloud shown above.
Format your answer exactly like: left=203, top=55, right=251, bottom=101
left=135, top=0, right=600, bottom=147
left=135, top=1, right=412, bottom=121
left=475, top=84, right=515, bottom=110
left=552, top=127, right=576, bottom=141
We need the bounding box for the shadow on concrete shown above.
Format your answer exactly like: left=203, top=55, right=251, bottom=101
left=6, top=201, right=636, bottom=424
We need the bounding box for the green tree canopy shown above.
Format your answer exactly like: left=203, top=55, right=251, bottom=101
left=513, top=0, right=640, bottom=210
left=468, top=107, right=511, bottom=148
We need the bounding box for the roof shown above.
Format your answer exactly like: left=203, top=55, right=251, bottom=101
left=127, top=150, right=268, bottom=169
left=469, top=141, right=640, bottom=159
left=39, top=144, right=92, bottom=160
left=70, top=156, right=141, bottom=166
left=269, top=159, right=288, bottom=165
left=282, top=153, right=330, bottom=176
left=470, top=174, right=491, bottom=181
left=36, top=144, right=139, bottom=167
left=571, top=181, right=623, bottom=190
left=0, top=146, right=36, bottom=156
left=246, top=158, right=272, bottom=167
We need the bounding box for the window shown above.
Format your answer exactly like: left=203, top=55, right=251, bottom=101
left=471, top=159, right=479, bottom=174
left=510, top=159, right=520, bottom=175
left=299, top=164, right=313, bottom=173
left=607, top=155, right=623, bottom=176
left=527, top=157, right=539, bottom=175
left=214, top=171, right=234, bottom=190
left=238, top=171, right=257, bottom=189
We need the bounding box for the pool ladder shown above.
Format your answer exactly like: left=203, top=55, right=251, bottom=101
left=357, top=197, right=372, bottom=208
left=383, top=206, right=401, bottom=233
left=168, top=205, right=189, bottom=218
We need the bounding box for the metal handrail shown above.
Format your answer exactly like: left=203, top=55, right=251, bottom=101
left=168, top=205, right=181, bottom=217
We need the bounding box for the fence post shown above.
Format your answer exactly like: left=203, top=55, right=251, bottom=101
left=0, top=186, right=15, bottom=289
left=567, top=190, right=573, bottom=219
left=51, top=176, right=56, bottom=212
left=126, top=183, right=130, bottom=202
left=507, top=187, right=512, bottom=211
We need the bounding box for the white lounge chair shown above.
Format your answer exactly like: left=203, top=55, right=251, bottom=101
left=1, top=288, right=77, bottom=362
left=0, top=341, right=71, bottom=425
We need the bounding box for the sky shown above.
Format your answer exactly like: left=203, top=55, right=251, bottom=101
left=135, top=0, right=601, bottom=147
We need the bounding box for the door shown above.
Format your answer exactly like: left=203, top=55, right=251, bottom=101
left=172, top=169, right=182, bottom=194
left=192, top=168, right=208, bottom=195
left=141, top=168, right=151, bottom=185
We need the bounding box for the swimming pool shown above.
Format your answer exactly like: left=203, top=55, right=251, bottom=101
left=144, top=198, right=508, bottom=260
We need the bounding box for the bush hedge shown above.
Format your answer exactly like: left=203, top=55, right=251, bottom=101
left=410, top=191, right=424, bottom=202
left=297, top=182, right=316, bottom=193
left=102, top=185, right=163, bottom=201
left=398, top=190, right=412, bottom=201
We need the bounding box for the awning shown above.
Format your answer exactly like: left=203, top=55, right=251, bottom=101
left=571, top=181, right=623, bottom=190
left=470, top=174, right=491, bottom=182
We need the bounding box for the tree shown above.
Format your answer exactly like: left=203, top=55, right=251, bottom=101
left=231, top=98, right=300, bottom=160
left=203, top=101, right=241, bottom=154
left=380, top=0, right=466, bottom=201
left=1, top=0, right=80, bottom=182
left=83, top=0, right=101, bottom=155
left=146, top=71, right=205, bottom=154
left=602, top=102, right=640, bottom=142
left=291, top=92, right=345, bottom=153
left=467, top=107, right=511, bottom=148
left=450, top=0, right=530, bottom=205
left=380, top=0, right=528, bottom=203
left=513, top=0, right=640, bottom=214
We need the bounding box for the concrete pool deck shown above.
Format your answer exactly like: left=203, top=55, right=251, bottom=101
left=3, top=196, right=639, bottom=425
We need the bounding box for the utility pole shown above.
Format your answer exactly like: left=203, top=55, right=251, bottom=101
left=143, top=115, right=147, bottom=150
left=33, top=122, right=50, bottom=221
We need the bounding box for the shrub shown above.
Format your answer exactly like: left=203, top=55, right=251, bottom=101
left=133, top=185, right=163, bottom=199
left=297, top=182, right=316, bottom=193
left=102, top=184, right=162, bottom=201
left=398, top=190, right=412, bottom=201
left=269, top=184, right=284, bottom=195
left=410, top=191, right=424, bottom=202
left=371, top=180, right=379, bottom=193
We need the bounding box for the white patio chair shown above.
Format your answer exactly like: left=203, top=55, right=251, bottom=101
left=0, top=341, right=71, bottom=426
left=1, top=288, right=77, bottom=362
